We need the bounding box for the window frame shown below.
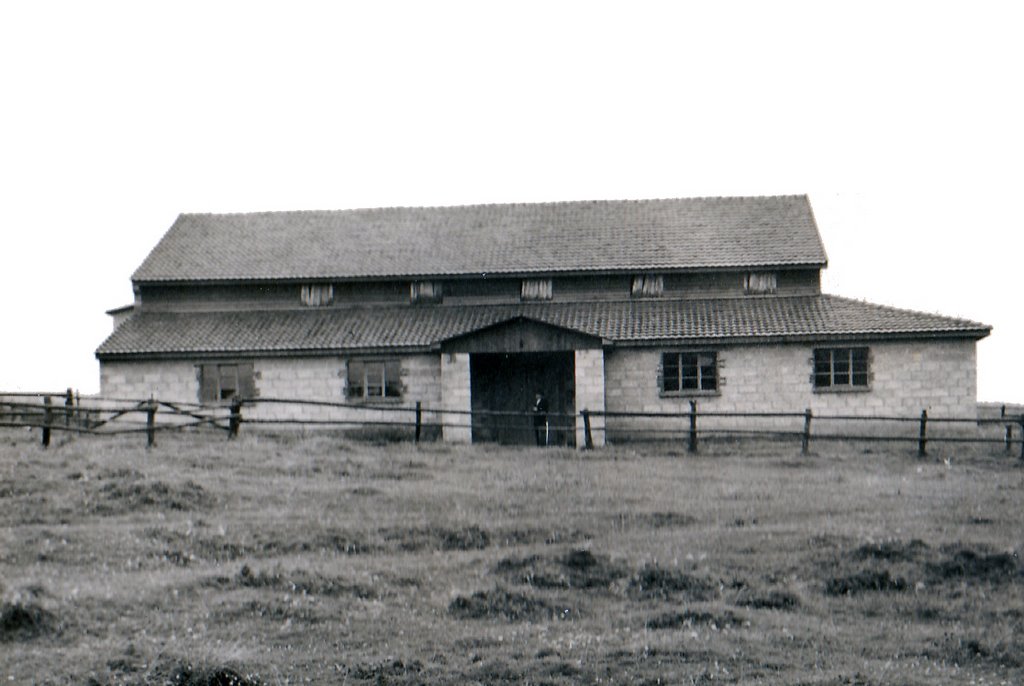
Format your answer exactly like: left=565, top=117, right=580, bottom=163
left=660, top=350, right=720, bottom=397
left=812, top=346, right=871, bottom=392
left=198, top=362, right=256, bottom=404
left=347, top=358, right=403, bottom=402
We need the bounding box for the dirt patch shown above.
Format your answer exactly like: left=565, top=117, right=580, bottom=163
left=347, top=659, right=424, bottom=681
left=627, top=566, right=718, bottom=601
left=208, top=565, right=378, bottom=599
left=825, top=570, right=909, bottom=596
left=0, top=599, right=54, bottom=642
left=735, top=589, right=801, bottom=610
left=853, top=539, right=929, bottom=562
left=144, top=658, right=262, bottom=686
left=493, top=527, right=590, bottom=547
left=380, top=525, right=490, bottom=552
left=1, top=585, right=56, bottom=642
left=94, top=479, right=212, bottom=513
left=495, top=549, right=627, bottom=590
left=927, top=545, right=1019, bottom=583
left=612, top=511, right=697, bottom=529
left=646, top=609, right=745, bottom=630
left=448, top=588, right=570, bottom=622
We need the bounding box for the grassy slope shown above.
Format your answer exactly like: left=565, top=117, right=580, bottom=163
left=1, top=430, right=1022, bottom=685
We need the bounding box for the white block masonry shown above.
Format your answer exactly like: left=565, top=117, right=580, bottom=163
left=441, top=352, right=472, bottom=443
left=575, top=349, right=606, bottom=447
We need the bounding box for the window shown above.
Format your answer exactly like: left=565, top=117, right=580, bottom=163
left=301, top=284, right=334, bottom=307
left=198, top=362, right=256, bottom=403
left=410, top=280, right=443, bottom=304
left=631, top=274, right=664, bottom=297
left=661, top=351, right=718, bottom=394
left=347, top=359, right=402, bottom=400
left=813, top=347, right=869, bottom=389
left=743, top=272, right=778, bottom=294
left=521, top=278, right=553, bottom=301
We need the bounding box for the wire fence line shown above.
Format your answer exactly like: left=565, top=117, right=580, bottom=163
left=1, top=390, right=1022, bottom=458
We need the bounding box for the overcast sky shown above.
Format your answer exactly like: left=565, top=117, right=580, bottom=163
left=2, top=1, right=1021, bottom=403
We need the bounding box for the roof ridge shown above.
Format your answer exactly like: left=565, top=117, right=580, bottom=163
left=176, top=194, right=811, bottom=219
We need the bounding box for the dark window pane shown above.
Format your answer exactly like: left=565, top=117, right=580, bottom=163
left=365, top=363, right=384, bottom=397
left=347, top=361, right=365, bottom=398
left=815, top=372, right=832, bottom=388
left=699, top=353, right=717, bottom=390
left=662, top=354, right=679, bottom=392
left=385, top=360, right=402, bottom=397
left=813, top=349, right=831, bottom=376
left=852, top=371, right=869, bottom=386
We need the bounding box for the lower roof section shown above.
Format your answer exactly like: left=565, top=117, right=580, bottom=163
left=95, top=295, right=991, bottom=359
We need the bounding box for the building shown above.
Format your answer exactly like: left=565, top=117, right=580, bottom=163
left=96, top=196, right=990, bottom=445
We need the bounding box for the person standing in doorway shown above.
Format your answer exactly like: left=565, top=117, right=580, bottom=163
left=532, top=391, right=549, bottom=446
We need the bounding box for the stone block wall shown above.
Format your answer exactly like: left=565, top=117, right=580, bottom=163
left=574, top=349, right=606, bottom=447
left=604, top=339, right=979, bottom=441
left=100, top=360, right=199, bottom=403
left=440, top=352, right=472, bottom=442
left=100, top=354, right=442, bottom=431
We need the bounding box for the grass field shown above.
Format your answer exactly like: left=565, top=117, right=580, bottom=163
left=1, top=429, right=1022, bottom=685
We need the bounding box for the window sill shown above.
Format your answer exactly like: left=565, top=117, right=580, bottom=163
left=659, top=390, right=721, bottom=399
left=813, top=386, right=871, bottom=394
left=347, top=397, right=405, bottom=405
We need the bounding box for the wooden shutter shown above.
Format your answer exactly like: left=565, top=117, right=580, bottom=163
left=199, top=364, right=219, bottom=403
left=238, top=362, right=256, bottom=399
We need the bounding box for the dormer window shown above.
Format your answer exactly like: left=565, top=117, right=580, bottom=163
left=743, top=272, right=777, bottom=294
left=410, top=280, right=443, bottom=304
left=521, top=278, right=553, bottom=301
left=631, top=274, right=664, bottom=298
left=301, top=284, right=334, bottom=307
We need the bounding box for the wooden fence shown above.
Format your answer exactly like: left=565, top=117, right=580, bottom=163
left=1, top=391, right=1022, bottom=458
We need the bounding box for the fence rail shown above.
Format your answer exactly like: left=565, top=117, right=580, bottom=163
left=1, top=391, right=1022, bottom=458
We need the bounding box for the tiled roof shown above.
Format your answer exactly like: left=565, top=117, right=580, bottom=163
left=132, top=196, right=827, bottom=282
left=96, top=296, right=990, bottom=358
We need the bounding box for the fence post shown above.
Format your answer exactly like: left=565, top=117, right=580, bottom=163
left=42, top=396, right=52, bottom=448
left=414, top=401, right=422, bottom=443
left=802, top=408, right=813, bottom=455
left=688, top=400, right=698, bottom=454
left=582, top=409, right=594, bottom=450
left=64, top=388, right=73, bottom=427
left=228, top=398, right=242, bottom=439
left=918, top=409, right=928, bottom=458
left=146, top=399, right=157, bottom=448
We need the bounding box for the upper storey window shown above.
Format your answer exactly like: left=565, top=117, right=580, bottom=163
left=743, top=272, right=778, bottom=295
left=521, top=278, right=553, bottom=301
left=631, top=274, right=664, bottom=298
left=301, top=284, right=334, bottom=307
left=410, top=281, right=443, bottom=304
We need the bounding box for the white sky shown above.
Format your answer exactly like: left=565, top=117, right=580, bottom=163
left=1, top=1, right=1021, bottom=402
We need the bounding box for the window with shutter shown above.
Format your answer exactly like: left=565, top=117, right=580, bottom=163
left=300, top=284, right=334, bottom=307
left=743, top=272, right=778, bottom=294
left=198, top=362, right=257, bottom=403
left=520, top=279, right=553, bottom=301
left=631, top=274, right=664, bottom=297
left=410, top=281, right=443, bottom=304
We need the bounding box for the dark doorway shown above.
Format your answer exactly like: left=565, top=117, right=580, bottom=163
left=470, top=352, right=575, bottom=446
